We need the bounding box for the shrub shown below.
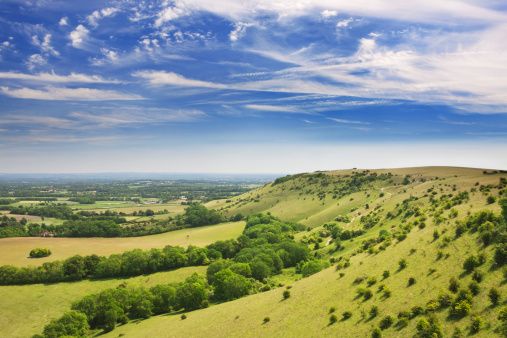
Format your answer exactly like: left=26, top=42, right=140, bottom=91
left=42, top=311, right=89, bottom=338
left=396, top=317, right=409, bottom=328
left=410, top=306, right=424, bottom=318
left=329, top=314, right=337, bottom=325
left=299, top=259, right=329, bottom=277
left=415, top=316, right=443, bottom=338
left=487, top=196, right=496, bottom=204
left=371, top=327, right=382, bottom=338
left=282, top=290, right=290, bottom=300
left=489, top=287, right=500, bottom=306
left=370, top=305, right=379, bottom=318
left=181, top=314, right=187, bottom=320
left=470, top=315, right=483, bottom=333
left=379, top=315, right=394, bottom=330
left=463, top=255, right=480, bottom=273
left=29, top=248, right=52, bottom=258
left=329, top=307, right=336, bottom=314
left=382, top=270, right=390, bottom=279
left=263, top=317, right=270, bottom=324
left=472, top=270, right=483, bottom=283
left=449, top=277, right=460, bottom=293
left=468, top=282, right=480, bottom=296
left=437, top=293, right=452, bottom=308
left=408, top=277, right=416, bottom=286
left=398, top=259, right=407, bottom=270
left=342, top=311, right=352, bottom=320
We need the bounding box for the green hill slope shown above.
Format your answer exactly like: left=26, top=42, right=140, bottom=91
left=106, top=167, right=506, bottom=338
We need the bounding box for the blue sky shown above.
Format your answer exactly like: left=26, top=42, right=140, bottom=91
left=0, top=0, right=506, bottom=173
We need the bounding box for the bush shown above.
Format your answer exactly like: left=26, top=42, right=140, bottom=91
left=342, top=311, right=352, bottom=320
left=263, top=316, right=270, bottom=324
left=42, top=311, right=89, bottom=338
left=398, top=259, right=407, bottom=270
left=379, top=315, right=394, bottom=330
left=468, top=282, right=480, bottom=296
left=415, top=316, right=443, bottom=338
left=487, top=196, right=496, bottom=204
left=370, top=305, right=378, bottom=318
left=371, top=327, right=382, bottom=338
left=470, top=315, right=483, bottom=333
left=283, top=290, right=290, bottom=300
left=329, top=314, right=337, bottom=325
left=299, top=259, right=329, bottom=277
left=408, top=277, right=416, bottom=286
left=489, top=287, right=500, bottom=306
left=382, top=270, right=390, bottom=279
left=29, top=248, right=52, bottom=258
left=449, top=277, right=460, bottom=293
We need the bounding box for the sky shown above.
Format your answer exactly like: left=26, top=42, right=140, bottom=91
left=0, top=0, right=506, bottom=173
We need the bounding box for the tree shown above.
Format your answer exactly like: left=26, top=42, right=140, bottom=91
left=176, top=274, right=209, bottom=310
left=489, top=287, right=500, bottom=306
left=500, top=198, right=507, bottom=222
left=212, top=268, right=252, bottom=301
left=63, top=255, right=87, bottom=280
left=150, top=285, right=177, bottom=314
left=29, top=248, right=51, bottom=258
left=42, top=311, right=89, bottom=338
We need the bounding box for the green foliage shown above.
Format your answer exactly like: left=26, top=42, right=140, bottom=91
left=282, top=290, right=291, bottom=300
left=298, top=259, right=330, bottom=277
left=329, top=314, right=337, bottom=325
left=212, top=268, right=252, bottom=301
left=371, top=327, right=382, bottom=338
left=342, top=311, right=352, bottom=320
left=379, top=315, right=394, bottom=330
left=470, top=315, right=484, bottom=333
left=398, top=259, right=407, bottom=270
left=489, top=287, right=500, bottom=306
left=184, top=203, right=224, bottom=227
left=415, top=316, right=443, bottom=338
left=29, top=247, right=52, bottom=258
left=42, top=311, right=89, bottom=338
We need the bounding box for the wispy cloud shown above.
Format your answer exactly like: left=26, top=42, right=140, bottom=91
left=0, top=72, right=121, bottom=84
left=0, top=86, right=143, bottom=101
left=328, top=117, right=370, bottom=125
left=133, top=70, right=226, bottom=89
left=244, top=104, right=298, bottom=113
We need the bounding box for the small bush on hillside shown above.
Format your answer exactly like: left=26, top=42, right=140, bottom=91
left=367, top=276, right=377, bottom=286
left=468, top=282, right=480, bottom=296
left=329, top=307, right=336, bottom=314
left=410, top=306, right=424, bottom=319
left=382, top=270, right=390, bottom=279
left=371, top=327, right=382, bottom=338
left=370, top=305, right=379, bottom=318
left=379, top=315, right=394, bottom=330
left=29, top=248, right=52, bottom=258
left=472, top=270, right=483, bottom=283
left=450, top=290, right=473, bottom=318
left=342, top=311, right=352, bottom=320
left=282, top=290, right=290, bottom=300
left=329, top=314, right=338, bottom=325
left=263, top=317, right=270, bottom=324
left=489, top=287, right=500, bottom=306
left=398, top=259, right=407, bottom=270
left=487, top=196, right=496, bottom=204
left=470, top=315, right=484, bottom=333
left=396, top=317, right=409, bottom=329
left=449, top=277, right=460, bottom=293
left=181, top=314, right=187, bottom=320
left=408, top=277, right=416, bottom=286
left=437, top=293, right=453, bottom=308
left=415, top=316, right=443, bottom=338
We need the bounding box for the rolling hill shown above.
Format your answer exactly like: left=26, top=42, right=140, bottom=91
left=104, top=167, right=507, bottom=337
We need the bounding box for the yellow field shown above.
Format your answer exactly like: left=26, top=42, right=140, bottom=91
left=0, top=221, right=245, bottom=266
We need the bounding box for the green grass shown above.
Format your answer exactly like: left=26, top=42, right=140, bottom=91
left=0, top=266, right=206, bottom=338
left=0, top=221, right=245, bottom=266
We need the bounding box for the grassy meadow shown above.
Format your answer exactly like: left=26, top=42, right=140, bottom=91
left=0, top=266, right=206, bottom=338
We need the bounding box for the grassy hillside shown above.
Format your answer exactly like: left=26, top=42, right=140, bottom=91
left=104, top=167, right=507, bottom=337
left=0, top=221, right=245, bottom=266
left=0, top=266, right=206, bottom=338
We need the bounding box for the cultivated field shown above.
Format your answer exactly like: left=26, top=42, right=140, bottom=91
left=0, top=221, right=245, bottom=266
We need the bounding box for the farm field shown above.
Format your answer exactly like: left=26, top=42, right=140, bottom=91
left=0, top=266, right=206, bottom=338
left=0, top=221, right=245, bottom=266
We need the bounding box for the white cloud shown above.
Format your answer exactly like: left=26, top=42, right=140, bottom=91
left=69, top=25, right=89, bottom=48
left=244, top=104, right=297, bottom=112
left=229, top=22, right=250, bottom=42
left=133, top=70, right=226, bottom=89
left=155, top=1, right=189, bottom=27
left=321, top=10, right=338, bottom=18
left=87, top=7, right=119, bottom=27
left=59, top=16, right=68, bottom=26
left=0, top=71, right=121, bottom=84
left=31, top=33, right=59, bottom=56
left=0, top=86, right=143, bottom=101
left=336, top=18, right=354, bottom=28
left=26, top=54, right=47, bottom=70
left=328, top=117, right=370, bottom=125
